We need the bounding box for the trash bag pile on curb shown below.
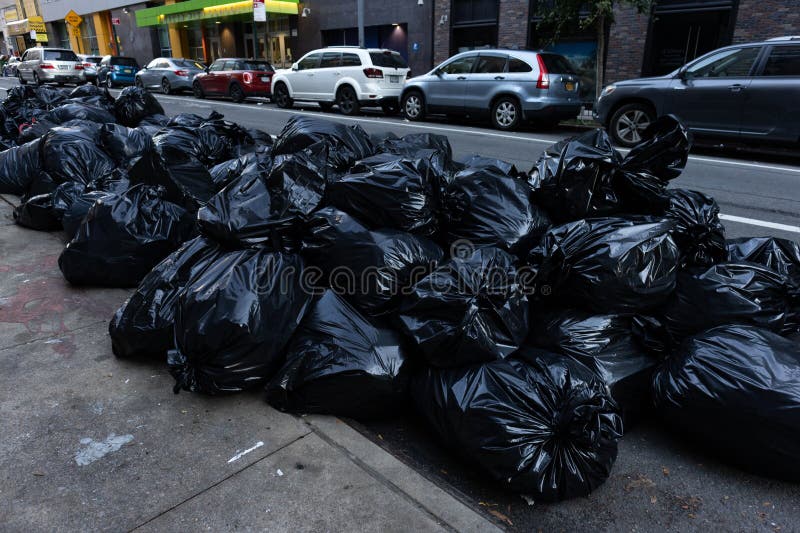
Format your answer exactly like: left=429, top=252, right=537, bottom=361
left=3, top=88, right=800, bottom=500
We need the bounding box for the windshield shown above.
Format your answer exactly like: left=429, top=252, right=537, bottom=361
left=112, top=57, right=138, bottom=67
left=175, top=59, right=205, bottom=69
left=369, top=51, right=408, bottom=69
left=539, top=53, right=577, bottom=74
left=242, top=61, right=273, bottom=72
left=44, top=50, right=78, bottom=62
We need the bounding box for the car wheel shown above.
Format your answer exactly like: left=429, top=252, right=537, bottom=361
left=229, top=83, right=245, bottom=103
left=491, top=96, right=521, bottom=131
left=161, top=78, right=172, bottom=95
left=402, top=91, right=425, bottom=121
left=135, top=78, right=144, bottom=90
left=192, top=81, right=205, bottom=99
left=337, top=86, right=360, bottom=116
left=273, top=82, right=292, bottom=108
left=318, top=102, right=334, bottom=112
left=609, top=103, right=655, bottom=147
left=33, top=72, right=42, bottom=86
left=381, top=100, right=400, bottom=116
left=17, top=72, right=26, bottom=85
left=106, top=76, right=114, bottom=89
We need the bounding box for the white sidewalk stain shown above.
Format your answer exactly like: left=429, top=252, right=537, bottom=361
left=227, top=441, right=264, bottom=464
left=75, top=434, right=134, bottom=466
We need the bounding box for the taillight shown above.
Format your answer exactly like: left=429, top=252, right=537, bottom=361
left=363, top=67, right=383, bottom=78
left=74, top=64, right=83, bottom=70
left=243, top=72, right=253, bottom=84
left=40, top=63, right=55, bottom=69
left=83, top=62, right=93, bottom=68
left=536, top=55, right=550, bottom=89
left=175, top=69, right=189, bottom=76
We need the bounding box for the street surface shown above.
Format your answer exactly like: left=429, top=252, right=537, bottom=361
left=1, top=78, right=799, bottom=531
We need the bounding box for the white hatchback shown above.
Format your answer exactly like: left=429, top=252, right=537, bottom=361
left=271, top=47, right=410, bottom=116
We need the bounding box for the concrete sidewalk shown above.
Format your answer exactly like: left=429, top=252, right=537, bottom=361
left=0, top=197, right=500, bottom=532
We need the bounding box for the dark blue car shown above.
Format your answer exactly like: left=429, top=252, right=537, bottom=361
left=96, top=55, right=139, bottom=88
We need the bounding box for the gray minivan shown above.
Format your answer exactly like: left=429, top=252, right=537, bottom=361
left=401, top=49, right=581, bottom=131
left=18, top=48, right=84, bottom=86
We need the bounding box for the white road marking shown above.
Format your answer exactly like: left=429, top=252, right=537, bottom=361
left=227, top=441, right=264, bottom=463
left=688, top=156, right=800, bottom=175
left=720, top=214, right=800, bottom=233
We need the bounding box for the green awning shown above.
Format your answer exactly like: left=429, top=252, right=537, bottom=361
left=136, top=0, right=298, bottom=27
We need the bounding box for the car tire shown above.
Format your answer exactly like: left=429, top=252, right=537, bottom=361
left=135, top=78, right=144, bottom=90
left=192, top=81, right=205, bottom=99
left=491, top=96, right=521, bottom=131
left=381, top=100, right=400, bottom=116
left=337, top=86, right=360, bottom=116
left=106, top=76, right=114, bottom=89
left=318, top=102, right=334, bottom=112
left=402, top=91, right=425, bottom=121
left=33, top=72, right=42, bottom=86
left=161, top=78, right=172, bottom=95
left=17, top=72, right=26, bottom=85
left=609, top=103, right=655, bottom=147
left=229, top=83, right=245, bottom=103
left=273, top=82, right=292, bottom=108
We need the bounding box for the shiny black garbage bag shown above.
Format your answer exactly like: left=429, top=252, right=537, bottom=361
left=169, top=249, right=312, bottom=395
left=58, top=184, right=197, bottom=287
left=271, top=115, right=373, bottom=168
left=619, top=115, right=691, bottom=181
left=39, top=124, right=116, bottom=185
left=652, top=324, right=800, bottom=481
left=45, top=102, right=115, bottom=124
left=375, top=133, right=455, bottom=178
left=268, top=142, right=331, bottom=216
left=328, top=155, right=439, bottom=236
left=266, top=290, right=411, bottom=419
left=529, top=217, right=679, bottom=313
left=209, top=152, right=267, bottom=189
left=727, top=236, right=800, bottom=284
left=303, top=207, right=443, bottom=316
left=662, top=262, right=799, bottom=340
left=12, top=191, right=61, bottom=231
left=444, top=166, right=550, bottom=255
left=460, top=154, right=519, bottom=177
left=0, top=138, right=44, bottom=194
left=109, top=236, right=220, bottom=360
left=529, top=308, right=659, bottom=419
left=398, top=246, right=529, bottom=367
left=99, top=123, right=154, bottom=168
left=412, top=347, right=623, bottom=501
left=662, top=189, right=726, bottom=267
left=113, top=86, right=165, bottom=127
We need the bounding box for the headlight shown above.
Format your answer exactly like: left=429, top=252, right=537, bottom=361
left=600, top=85, right=616, bottom=98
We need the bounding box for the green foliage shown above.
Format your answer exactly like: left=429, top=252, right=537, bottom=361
left=535, top=0, right=652, bottom=41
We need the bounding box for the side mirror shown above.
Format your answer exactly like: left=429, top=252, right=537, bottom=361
left=204, top=66, right=209, bottom=73
left=291, top=63, right=298, bottom=71
left=677, top=68, right=688, bottom=81
left=434, top=68, right=443, bottom=77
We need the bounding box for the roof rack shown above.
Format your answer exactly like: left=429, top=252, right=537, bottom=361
left=766, top=36, right=800, bottom=41
left=325, top=45, right=364, bottom=49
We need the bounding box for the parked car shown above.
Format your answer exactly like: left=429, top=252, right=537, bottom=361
left=96, top=56, right=140, bottom=88
left=136, top=57, right=206, bottom=94
left=77, top=54, right=102, bottom=84
left=401, top=49, right=581, bottom=131
left=17, top=48, right=84, bottom=86
left=595, top=37, right=800, bottom=147
left=3, top=56, right=21, bottom=77
left=271, top=47, right=410, bottom=116
left=192, top=58, right=273, bottom=103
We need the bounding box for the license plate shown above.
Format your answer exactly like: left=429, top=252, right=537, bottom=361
left=565, top=82, right=575, bottom=91
left=123, top=69, right=132, bottom=74
left=58, top=65, right=69, bottom=70
left=388, top=75, right=400, bottom=83
left=261, top=76, right=270, bottom=82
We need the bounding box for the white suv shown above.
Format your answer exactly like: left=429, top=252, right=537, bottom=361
left=271, top=47, right=410, bottom=116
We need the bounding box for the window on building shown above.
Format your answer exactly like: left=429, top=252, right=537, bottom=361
left=157, top=26, right=172, bottom=58
left=187, top=27, right=204, bottom=62
left=80, top=17, right=99, bottom=55
left=474, top=54, right=506, bottom=73
left=685, top=47, right=760, bottom=78
left=50, top=22, right=71, bottom=50
left=450, top=0, right=499, bottom=54
left=761, top=46, right=800, bottom=76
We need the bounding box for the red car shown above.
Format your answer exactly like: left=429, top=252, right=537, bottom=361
left=192, top=58, right=273, bottom=103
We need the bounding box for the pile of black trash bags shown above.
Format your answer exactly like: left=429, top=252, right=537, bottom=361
left=3, top=86, right=800, bottom=502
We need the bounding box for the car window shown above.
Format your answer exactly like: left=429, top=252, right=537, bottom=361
left=20, top=51, right=28, bottom=61
left=147, top=59, right=160, bottom=69
left=175, top=59, right=205, bottom=69
left=474, top=55, right=507, bottom=74
left=369, top=51, right=408, bottom=68
left=341, top=53, right=361, bottom=67
left=539, top=53, right=577, bottom=74
left=208, top=60, right=224, bottom=72
left=685, top=47, right=760, bottom=78
left=158, top=61, right=170, bottom=69
left=440, top=55, right=476, bottom=75
left=320, top=52, right=341, bottom=68
left=44, top=50, right=78, bottom=62
left=241, top=61, right=272, bottom=71
left=222, top=61, right=237, bottom=71
left=112, top=57, right=138, bottom=67
left=298, top=53, right=321, bottom=70
left=88, top=56, right=102, bottom=64
left=508, top=58, right=532, bottom=73
left=761, top=45, right=800, bottom=76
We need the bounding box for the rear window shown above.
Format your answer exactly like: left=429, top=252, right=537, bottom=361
left=761, top=45, right=800, bottom=76
left=369, top=51, right=408, bottom=69
left=87, top=56, right=102, bottom=64
left=111, top=57, right=138, bottom=67
left=539, top=53, right=576, bottom=74
left=44, top=50, right=78, bottom=61
left=175, top=59, right=205, bottom=69
left=240, top=61, right=273, bottom=72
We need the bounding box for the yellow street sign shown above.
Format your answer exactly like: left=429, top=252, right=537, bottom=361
left=28, top=16, right=46, bottom=34
left=65, top=10, right=82, bottom=27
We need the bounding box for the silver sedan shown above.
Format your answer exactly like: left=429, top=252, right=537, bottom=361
left=135, top=57, right=206, bottom=94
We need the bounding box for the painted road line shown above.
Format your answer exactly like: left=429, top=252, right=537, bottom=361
left=720, top=214, right=800, bottom=233
left=688, top=156, right=800, bottom=175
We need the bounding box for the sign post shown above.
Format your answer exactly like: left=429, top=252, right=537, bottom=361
left=65, top=9, right=84, bottom=53
left=253, top=0, right=265, bottom=60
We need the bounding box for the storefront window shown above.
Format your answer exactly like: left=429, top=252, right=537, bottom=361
left=157, top=26, right=171, bottom=57
left=80, top=17, right=99, bottom=54
left=186, top=27, right=204, bottom=62
left=450, top=0, right=498, bottom=54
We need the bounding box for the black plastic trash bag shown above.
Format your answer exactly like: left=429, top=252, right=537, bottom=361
left=0, top=138, right=43, bottom=194
left=268, top=143, right=330, bottom=216
left=727, top=237, right=800, bottom=284
left=529, top=217, right=679, bottom=313
left=662, top=189, right=726, bottom=267
left=99, top=123, right=154, bottom=168
left=661, top=262, right=799, bottom=340
left=529, top=309, right=659, bottom=418
left=58, top=184, right=197, bottom=287
left=17, top=118, right=59, bottom=143
left=653, top=324, right=800, bottom=481
left=398, top=246, right=528, bottom=367
left=45, top=102, right=115, bottom=125
left=266, top=290, right=411, bottom=419
left=13, top=192, right=60, bottom=231
left=444, top=166, right=550, bottom=255
left=271, top=116, right=373, bottom=168
left=209, top=152, right=267, bottom=189
left=460, top=154, right=519, bottom=177
left=109, top=236, right=220, bottom=359
left=169, top=249, right=312, bottom=394
left=375, top=133, right=455, bottom=179
left=412, top=347, right=623, bottom=501
left=529, top=129, right=623, bottom=223
left=303, top=208, right=443, bottom=316
left=619, top=115, right=691, bottom=181
left=328, top=155, right=439, bottom=235
left=113, top=86, right=165, bottom=127
left=40, top=124, right=116, bottom=185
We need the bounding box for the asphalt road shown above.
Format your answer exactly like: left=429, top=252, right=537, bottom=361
left=3, top=78, right=800, bottom=531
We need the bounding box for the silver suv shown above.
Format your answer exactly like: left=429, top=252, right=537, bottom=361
left=401, top=49, right=581, bottom=131
left=18, top=48, right=84, bottom=86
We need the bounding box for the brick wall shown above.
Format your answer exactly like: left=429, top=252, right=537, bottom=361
left=433, top=0, right=451, bottom=65
left=604, top=4, right=649, bottom=85
left=732, top=0, right=800, bottom=43
left=497, top=0, right=529, bottom=49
